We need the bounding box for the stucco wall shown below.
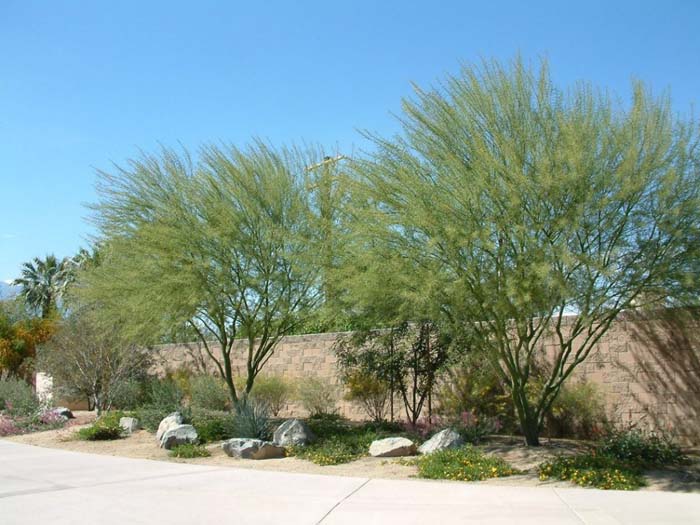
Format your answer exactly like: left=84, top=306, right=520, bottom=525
left=152, top=312, right=700, bottom=444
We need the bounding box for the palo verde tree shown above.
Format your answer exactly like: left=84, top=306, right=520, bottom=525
left=352, top=58, right=700, bottom=445
left=82, top=142, right=324, bottom=405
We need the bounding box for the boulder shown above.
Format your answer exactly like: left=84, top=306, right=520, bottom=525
left=119, top=417, right=141, bottom=435
left=156, top=412, right=183, bottom=443
left=273, top=419, right=315, bottom=447
left=222, top=438, right=286, bottom=460
left=418, top=429, right=464, bottom=455
left=52, top=407, right=74, bottom=419
left=369, top=437, right=417, bottom=457
left=159, top=424, right=198, bottom=449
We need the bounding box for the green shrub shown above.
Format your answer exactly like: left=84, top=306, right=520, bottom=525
left=538, top=453, right=646, bottom=490
left=231, top=398, right=271, bottom=440
left=297, top=377, right=338, bottom=417
left=169, top=443, right=211, bottom=458
left=190, top=375, right=230, bottom=411
left=134, top=378, right=186, bottom=432
left=191, top=409, right=235, bottom=442
left=306, top=413, right=351, bottom=439
left=435, top=352, right=517, bottom=433
left=291, top=429, right=377, bottom=465
left=545, top=381, right=606, bottom=439
left=598, top=428, right=688, bottom=468
left=0, top=378, right=41, bottom=417
left=110, top=378, right=149, bottom=410
left=250, top=375, right=293, bottom=416
left=77, top=411, right=125, bottom=441
left=343, top=372, right=390, bottom=422
left=414, top=446, right=517, bottom=481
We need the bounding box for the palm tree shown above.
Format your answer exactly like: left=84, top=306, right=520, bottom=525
left=13, top=254, right=73, bottom=318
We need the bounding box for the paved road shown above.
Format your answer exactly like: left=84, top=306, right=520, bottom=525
left=1, top=440, right=699, bottom=524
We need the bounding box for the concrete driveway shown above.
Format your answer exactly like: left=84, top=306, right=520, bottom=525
left=1, top=440, right=699, bottom=524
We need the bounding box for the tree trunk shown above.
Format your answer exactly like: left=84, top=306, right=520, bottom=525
left=522, top=416, right=541, bottom=447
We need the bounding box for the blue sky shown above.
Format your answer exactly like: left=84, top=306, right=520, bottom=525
left=1, top=0, right=699, bottom=282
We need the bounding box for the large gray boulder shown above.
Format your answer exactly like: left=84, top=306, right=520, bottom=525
left=156, top=412, right=183, bottom=443
left=418, top=428, right=464, bottom=455
left=369, top=437, right=416, bottom=457
left=273, top=419, right=315, bottom=447
left=119, top=417, right=141, bottom=435
left=222, top=438, right=286, bottom=460
left=159, top=425, right=198, bottom=449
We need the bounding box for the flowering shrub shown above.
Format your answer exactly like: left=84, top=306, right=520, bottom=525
left=0, top=416, right=21, bottom=436
left=538, top=453, right=646, bottom=490
left=169, top=443, right=211, bottom=458
left=413, top=445, right=518, bottom=481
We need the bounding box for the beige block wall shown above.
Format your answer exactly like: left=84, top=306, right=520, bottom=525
left=153, top=312, right=700, bottom=445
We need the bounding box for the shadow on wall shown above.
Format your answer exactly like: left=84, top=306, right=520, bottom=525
left=622, top=309, right=700, bottom=444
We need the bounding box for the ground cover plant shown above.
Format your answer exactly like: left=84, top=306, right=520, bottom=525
left=538, top=453, right=646, bottom=490
left=169, top=443, right=211, bottom=458
left=538, top=428, right=688, bottom=490
left=411, top=446, right=518, bottom=481
left=76, top=411, right=125, bottom=441
left=290, top=415, right=413, bottom=465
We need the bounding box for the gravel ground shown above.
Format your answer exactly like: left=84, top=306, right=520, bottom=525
left=6, top=412, right=699, bottom=492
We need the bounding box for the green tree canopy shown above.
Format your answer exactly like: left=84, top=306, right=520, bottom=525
left=349, top=58, right=700, bottom=445
left=82, top=142, right=326, bottom=404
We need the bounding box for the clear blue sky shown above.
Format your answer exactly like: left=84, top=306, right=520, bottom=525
left=1, top=0, right=699, bottom=282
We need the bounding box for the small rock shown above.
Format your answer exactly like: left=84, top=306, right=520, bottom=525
left=273, top=419, right=315, bottom=447
left=159, top=424, right=198, bottom=449
left=119, top=417, right=140, bottom=435
left=222, top=438, right=286, bottom=460
left=156, top=412, right=183, bottom=443
left=418, top=428, right=464, bottom=454
left=369, top=437, right=416, bottom=457
left=52, top=407, right=74, bottom=419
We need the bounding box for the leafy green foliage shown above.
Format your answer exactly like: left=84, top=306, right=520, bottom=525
left=77, top=411, right=125, bottom=441
left=347, top=57, right=700, bottom=445
left=297, top=377, right=338, bottom=417
left=249, top=375, right=293, bottom=417
left=83, top=143, right=326, bottom=406
left=538, top=453, right=646, bottom=490
left=190, top=375, right=230, bottom=411
left=545, top=381, right=606, bottom=439
left=343, top=371, right=390, bottom=422
left=13, top=254, right=75, bottom=318
left=134, top=378, right=187, bottom=432
left=191, top=409, right=235, bottom=442
left=598, top=429, right=688, bottom=468
left=0, top=378, right=40, bottom=417
left=413, top=446, right=518, bottom=481
left=169, top=443, right=211, bottom=458
left=292, top=416, right=413, bottom=466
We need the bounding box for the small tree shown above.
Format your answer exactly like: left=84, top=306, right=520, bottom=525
left=352, top=57, right=700, bottom=445
left=335, top=321, right=450, bottom=425
left=0, top=298, right=54, bottom=380
left=82, top=142, right=324, bottom=406
left=42, top=309, right=151, bottom=414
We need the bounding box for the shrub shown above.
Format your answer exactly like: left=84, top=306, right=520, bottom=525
left=306, top=413, right=351, bottom=439
left=190, top=375, right=230, bottom=411
left=191, top=409, right=235, bottom=442
left=297, top=377, right=338, bottom=417
left=249, top=375, right=292, bottom=417
left=538, top=453, right=646, bottom=490
left=435, top=353, right=517, bottom=433
left=0, top=378, right=41, bottom=417
left=291, top=431, right=376, bottom=465
left=545, top=381, right=606, bottom=439
left=110, top=378, right=149, bottom=411
left=598, top=428, right=688, bottom=468
left=455, top=410, right=501, bottom=444
left=134, top=378, right=186, bottom=432
left=77, top=412, right=125, bottom=441
left=343, top=372, right=390, bottom=422
left=169, top=443, right=211, bottom=458
left=414, top=446, right=518, bottom=481
left=0, top=416, right=21, bottom=436
left=231, top=398, right=271, bottom=440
